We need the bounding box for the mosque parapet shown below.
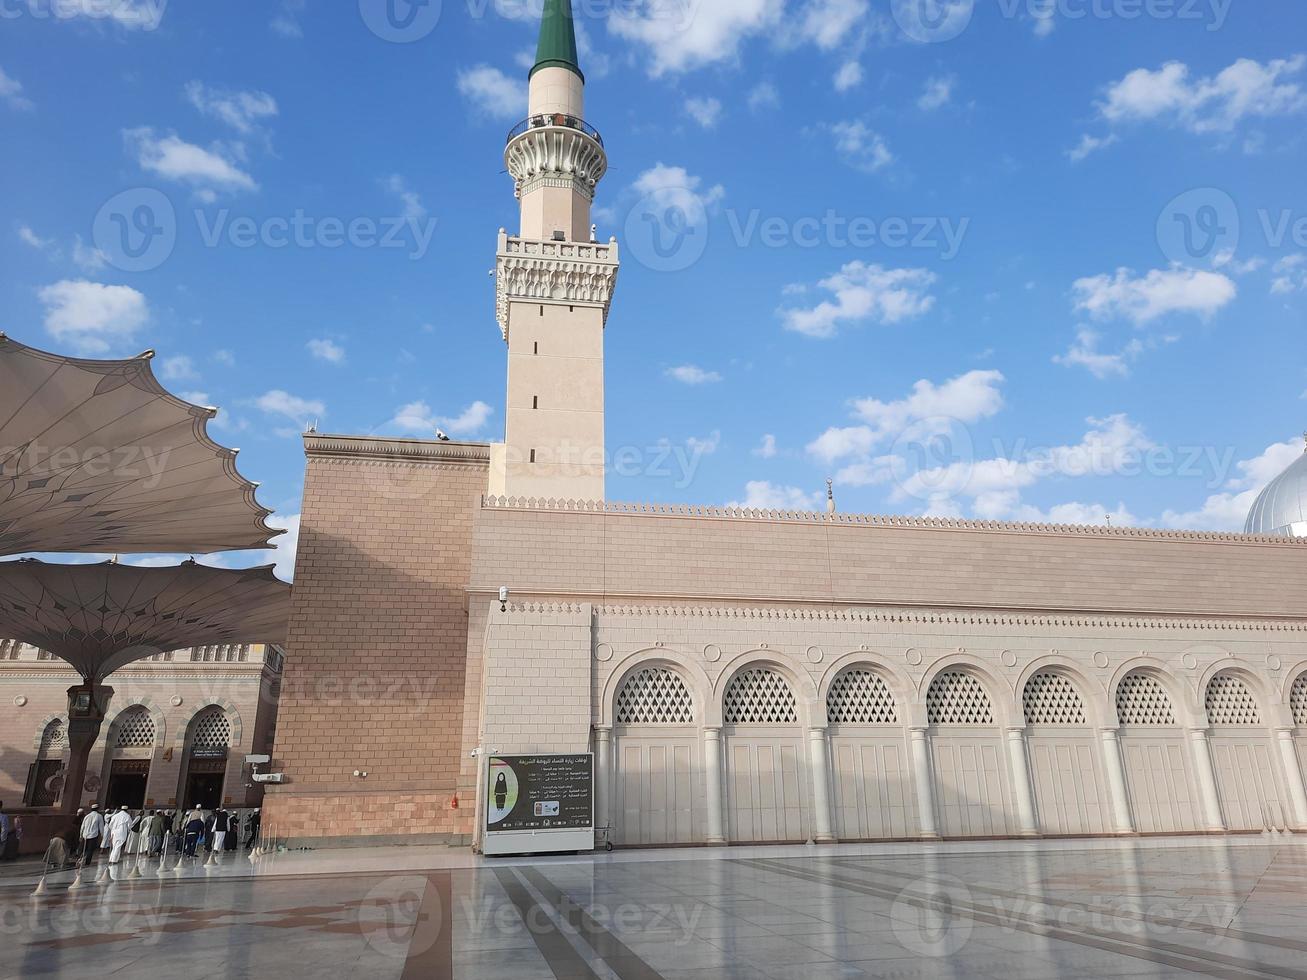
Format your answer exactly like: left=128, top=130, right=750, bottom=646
left=479, top=494, right=1307, bottom=544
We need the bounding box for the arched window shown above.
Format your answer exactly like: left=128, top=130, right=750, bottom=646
left=615, top=666, right=694, bottom=724
left=190, top=707, right=232, bottom=748
left=38, top=719, right=66, bottom=757
left=1023, top=672, right=1087, bottom=726
left=114, top=706, right=156, bottom=748
left=723, top=668, right=798, bottom=724
left=1205, top=673, right=1262, bottom=726
left=1116, top=672, right=1176, bottom=726
left=826, top=668, right=898, bottom=724
left=927, top=671, right=994, bottom=725
left=1292, top=673, right=1307, bottom=727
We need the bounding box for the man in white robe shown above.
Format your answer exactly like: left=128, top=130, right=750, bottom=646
left=106, top=806, right=133, bottom=864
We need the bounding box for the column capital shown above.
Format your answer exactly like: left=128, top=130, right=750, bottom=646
left=909, top=726, right=930, bottom=738
left=1005, top=726, right=1028, bottom=738
left=593, top=724, right=612, bottom=738
left=702, top=725, right=722, bottom=737
left=1099, top=726, right=1122, bottom=737
left=1275, top=727, right=1297, bottom=738
left=808, top=725, right=829, bottom=736
left=1187, top=726, right=1213, bottom=738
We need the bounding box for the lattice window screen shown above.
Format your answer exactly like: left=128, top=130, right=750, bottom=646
left=615, top=666, right=694, bottom=724
left=1023, top=672, right=1088, bottom=725
left=724, top=668, right=798, bottom=724
left=39, top=720, right=66, bottom=756
left=1205, top=674, right=1261, bottom=726
left=191, top=708, right=232, bottom=748
left=1292, top=674, right=1307, bottom=727
left=1116, top=673, right=1176, bottom=725
left=114, top=707, right=156, bottom=747
left=927, top=672, right=995, bottom=725
left=827, top=669, right=898, bottom=724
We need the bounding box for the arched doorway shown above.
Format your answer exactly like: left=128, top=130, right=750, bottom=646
left=103, top=706, right=155, bottom=809
left=611, top=664, right=702, bottom=845
left=722, top=666, right=809, bottom=843
left=1205, top=672, right=1284, bottom=831
left=1023, top=671, right=1110, bottom=835
left=927, top=670, right=1014, bottom=837
left=25, top=720, right=67, bottom=808
left=179, top=707, right=232, bottom=809
left=826, top=666, right=913, bottom=840
left=1115, top=670, right=1197, bottom=833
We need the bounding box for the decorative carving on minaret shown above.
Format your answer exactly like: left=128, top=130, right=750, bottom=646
left=505, top=118, right=607, bottom=202
left=494, top=231, right=619, bottom=342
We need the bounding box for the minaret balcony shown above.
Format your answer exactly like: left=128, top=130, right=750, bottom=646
left=507, top=114, right=603, bottom=148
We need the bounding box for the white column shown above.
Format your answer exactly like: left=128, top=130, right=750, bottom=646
left=1006, top=727, right=1040, bottom=837
left=808, top=727, right=836, bottom=843
left=909, top=727, right=940, bottom=839
left=1188, top=727, right=1226, bottom=832
left=703, top=726, right=726, bottom=845
left=1099, top=728, right=1135, bottom=834
left=1275, top=728, right=1307, bottom=829
left=594, top=726, right=612, bottom=832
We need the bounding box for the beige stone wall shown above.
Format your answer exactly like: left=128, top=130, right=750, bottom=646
left=471, top=500, right=1307, bottom=619
left=261, top=436, right=489, bottom=842
left=0, top=646, right=278, bottom=810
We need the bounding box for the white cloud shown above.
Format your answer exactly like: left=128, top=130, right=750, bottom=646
left=917, top=75, right=954, bottom=111
left=159, top=354, right=198, bottom=381
left=255, top=390, right=326, bottom=426
left=381, top=174, right=426, bottom=220
left=72, top=236, right=108, bottom=271
left=124, top=127, right=257, bottom=192
left=826, top=120, right=893, bottom=174
left=792, top=0, right=870, bottom=50
left=686, top=430, right=721, bottom=456
left=608, top=0, right=783, bottom=76
left=37, top=280, right=149, bottom=354
left=666, top=364, right=722, bottom=384
left=391, top=400, right=493, bottom=438
left=456, top=65, right=526, bottom=120
left=1066, top=132, right=1118, bottom=162
left=17, top=225, right=51, bottom=250
left=728, top=480, right=821, bottom=510
left=808, top=370, right=1006, bottom=463
left=1160, top=437, right=1302, bottom=531
left=1099, top=56, right=1307, bottom=134
left=270, top=0, right=305, bottom=37
left=307, top=338, right=346, bottom=364
left=747, top=82, right=780, bottom=113
left=683, top=96, right=723, bottom=129
left=754, top=434, right=778, bottom=458
left=0, top=66, right=34, bottom=111
left=185, top=82, right=278, bottom=134
left=1271, top=254, right=1307, bottom=294
left=1072, top=266, right=1236, bottom=324
left=212, top=349, right=236, bottom=367
left=52, top=0, right=165, bottom=30
left=1052, top=328, right=1139, bottom=379
left=833, top=61, right=863, bottom=93
left=631, top=163, right=725, bottom=223
left=780, top=261, right=936, bottom=338
left=179, top=390, right=210, bottom=406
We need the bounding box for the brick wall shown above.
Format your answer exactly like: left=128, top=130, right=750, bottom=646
left=261, top=435, right=489, bottom=843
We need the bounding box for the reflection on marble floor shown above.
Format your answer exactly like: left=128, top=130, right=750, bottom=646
left=3, top=834, right=1306, bottom=979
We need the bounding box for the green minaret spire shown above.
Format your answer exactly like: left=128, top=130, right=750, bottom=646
left=531, top=0, right=583, bottom=82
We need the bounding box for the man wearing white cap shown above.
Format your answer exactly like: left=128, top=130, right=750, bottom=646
left=106, top=806, right=133, bottom=864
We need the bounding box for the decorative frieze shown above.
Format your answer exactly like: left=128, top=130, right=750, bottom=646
left=494, top=232, right=620, bottom=341
left=505, top=125, right=607, bottom=202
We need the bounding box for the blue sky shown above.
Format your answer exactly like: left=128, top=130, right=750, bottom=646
left=3, top=0, right=1306, bottom=577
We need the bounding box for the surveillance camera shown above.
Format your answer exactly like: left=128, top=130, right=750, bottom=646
left=498, top=585, right=509, bottom=612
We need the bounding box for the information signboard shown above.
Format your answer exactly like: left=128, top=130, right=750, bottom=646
left=483, top=753, right=593, bottom=856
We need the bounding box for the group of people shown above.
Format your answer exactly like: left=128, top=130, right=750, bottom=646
left=65, top=803, right=261, bottom=866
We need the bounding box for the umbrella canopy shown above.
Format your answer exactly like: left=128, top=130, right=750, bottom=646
left=0, top=334, right=276, bottom=555
left=0, top=558, right=290, bottom=681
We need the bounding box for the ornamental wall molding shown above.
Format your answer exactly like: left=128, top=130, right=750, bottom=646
left=306, top=434, right=491, bottom=465
left=479, top=495, right=1307, bottom=546
left=505, top=127, right=607, bottom=202
left=569, top=602, right=1307, bottom=633
left=495, top=232, right=620, bottom=341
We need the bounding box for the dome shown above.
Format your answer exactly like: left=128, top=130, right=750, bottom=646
left=1245, top=443, right=1307, bottom=537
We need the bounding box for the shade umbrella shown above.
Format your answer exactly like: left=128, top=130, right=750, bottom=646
left=0, top=557, right=290, bottom=812
left=0, top=334, right=276, bottom=556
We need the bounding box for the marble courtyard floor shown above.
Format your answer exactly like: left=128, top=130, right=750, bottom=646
left=2, top=834, right=1306, bottom=979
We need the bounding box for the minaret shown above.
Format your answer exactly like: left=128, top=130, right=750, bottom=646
left=490, top=0, right=618, bottom=502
